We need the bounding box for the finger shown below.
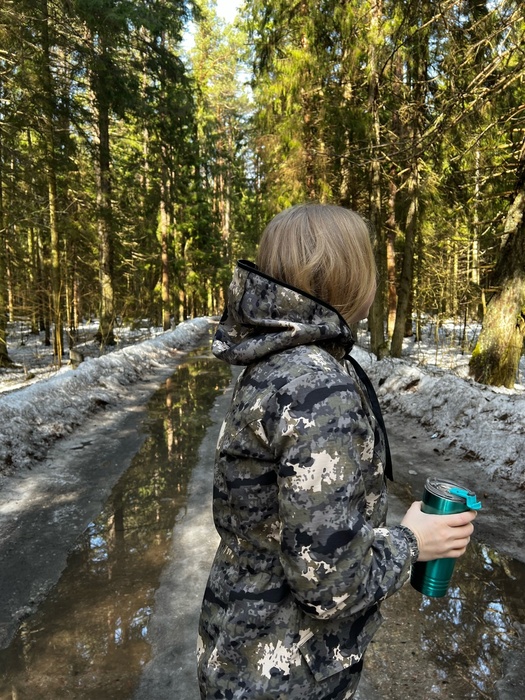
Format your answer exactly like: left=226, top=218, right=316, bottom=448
left=444, top=511, right=477, bottom=527
left=447, top=526, right=473, bottom=544
left=448, top=535, right=472, bottom=555
left=450, top=522, right=474, bottom=537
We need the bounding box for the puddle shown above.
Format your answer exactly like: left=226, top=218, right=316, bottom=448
left=365, top=538, right=525, bottom=698
left=0, top=353, right=231, bottom=700
left=0, top=350, right=524, bottom=699
left=418, top=542, right=525, bottom=696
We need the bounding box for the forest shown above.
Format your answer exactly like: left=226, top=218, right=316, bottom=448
left=0, top=0, right=524, bottom=386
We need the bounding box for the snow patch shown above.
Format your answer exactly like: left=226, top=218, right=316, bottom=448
left=352, top=345, right=525, bottom=485
left=1, top=315, right=524, bottom=488
left=0, top=318, right=211, bottom=472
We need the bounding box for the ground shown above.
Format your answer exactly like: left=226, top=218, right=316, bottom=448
left=1, top=317, right=524, bottom=698
left=362, top=409, right=525, bottom=700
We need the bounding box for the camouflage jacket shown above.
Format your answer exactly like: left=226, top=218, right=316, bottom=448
left=198, top=261, right=414, bottom=700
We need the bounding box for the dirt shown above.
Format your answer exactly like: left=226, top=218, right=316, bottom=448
left=1, top=361, right=524, bottom=699
left=0, top=352, right=192, bottom=651
left=358, top=409, right=525, bottom=700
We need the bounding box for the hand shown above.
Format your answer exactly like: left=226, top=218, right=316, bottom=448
left=401, top=501, right=477, bottom=562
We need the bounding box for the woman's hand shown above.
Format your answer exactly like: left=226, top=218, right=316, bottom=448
left=401, top=501, right=477, bottom=562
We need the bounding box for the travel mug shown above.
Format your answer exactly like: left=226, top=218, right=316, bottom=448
left=410, top=477, right=482, bottom=597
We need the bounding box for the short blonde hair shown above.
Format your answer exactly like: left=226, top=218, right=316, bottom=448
left=256, top=203, right=376, bottom=324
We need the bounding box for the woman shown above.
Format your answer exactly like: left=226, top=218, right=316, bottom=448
left=197, top=204, right=475, bottom=700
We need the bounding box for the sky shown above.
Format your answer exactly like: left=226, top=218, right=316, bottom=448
left=183, top=0, right=243, bottom=52
left=215, top=0, right=243, bottom=23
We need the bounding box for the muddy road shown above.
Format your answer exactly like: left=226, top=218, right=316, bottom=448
left=365, top=409, right=525, bottom=700
left=0, top=349, right=524, bottom=699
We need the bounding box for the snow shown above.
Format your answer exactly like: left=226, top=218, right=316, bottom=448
left=352, top=319, right=525, bottom=487
left=0, top=316, right=524, bottom=487
left=0, top=317, right=211, bottom=473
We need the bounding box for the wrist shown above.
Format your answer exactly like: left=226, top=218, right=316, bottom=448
left=397, top=525, right=420, bottom=564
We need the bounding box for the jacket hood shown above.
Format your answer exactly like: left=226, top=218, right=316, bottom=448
left=213, top=260, right=354, bottom=365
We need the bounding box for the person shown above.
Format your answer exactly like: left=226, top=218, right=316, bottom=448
left=197, top=203, right=476, bottom=700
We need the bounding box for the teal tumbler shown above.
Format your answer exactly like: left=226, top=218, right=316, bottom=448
left=410, top=477, right=482, bottom=597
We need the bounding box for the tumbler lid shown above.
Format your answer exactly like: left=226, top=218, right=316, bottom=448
left=426, top=477, right=463, bottom=501
left=425, top=477, right=482, bottom=510
left=448, top=486, right=482, bottom=510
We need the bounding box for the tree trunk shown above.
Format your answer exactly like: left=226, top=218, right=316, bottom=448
left=98, top=113, right=115, bottom=344
left=27, top=226, right=39, bottom=334
left=65, top=238, right=79, bottom=348
left=41, top=0, right=63, bottom=364
left=390, top=4, right=427, bottom=358
left=0, top=248, right=9, bottom=366
left=35, top=229, right=50, bottom=343
left=367, top=0, right=388, bottom=358
left=158, top=28, right=172, bottom=333
left=159, top=159, right=171, bottom=331
left=386, top=169, right=398, bottom=338
left=469, top=139, right=525, bottom=387
left=90, top=32, right=115, bottom=347
left=391, top=169, right=419, bottom=356
left=469, top=274, right=525, bottom=387
left=0, top=110, right=12, bottom=367
left=471, top=148, right=481, bottom=287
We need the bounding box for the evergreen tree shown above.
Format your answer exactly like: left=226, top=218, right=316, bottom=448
left=190, top=1, right=256, bottom=304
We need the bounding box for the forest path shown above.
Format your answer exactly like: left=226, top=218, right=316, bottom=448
left=363, top=409, right=525, bottom=700
left=0, top=358, right=524, bottom=699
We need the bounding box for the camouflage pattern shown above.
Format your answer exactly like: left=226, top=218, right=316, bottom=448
left=198, top=261, right=414, bottom=700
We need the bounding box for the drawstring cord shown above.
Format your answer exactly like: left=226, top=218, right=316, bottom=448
left=345, top=355, right=393, bottom=482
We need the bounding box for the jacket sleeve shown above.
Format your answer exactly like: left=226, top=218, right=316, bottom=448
left=267, top=369, right=413, bottom=621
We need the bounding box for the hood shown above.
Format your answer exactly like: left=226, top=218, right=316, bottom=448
left=213, top=260, right=354, bottom=366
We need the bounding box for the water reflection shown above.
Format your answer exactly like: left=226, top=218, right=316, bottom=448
left=0, top=355, right=231, bottom=700
left=2, top=354, right=524, bottom=699
left=422, top=542, right=524, bottom=696
left=367, top=540, right=525, bottom=698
